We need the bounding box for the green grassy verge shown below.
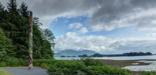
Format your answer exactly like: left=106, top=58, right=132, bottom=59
left=0, top=70, right=11, bottom=75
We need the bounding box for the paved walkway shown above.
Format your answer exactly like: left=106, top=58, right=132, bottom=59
left=1, top=67, right=49, bottom=75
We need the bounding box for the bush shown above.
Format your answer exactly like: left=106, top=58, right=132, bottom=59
left=48, top=61, right=87, bottom=75
left=33, top=59, right=55, bottom=68
left=6, top=57, right=26, bottom=66
left=0, top=57, right=26, bottom=67
left=141, top=71, right=156, bottom=75
left=48, top=59, right=131, bottom=75
left=87, top=66, right=131, bottom=75
left=82, top=59, right=104, bottom=66
left=0, top=62, right=7, bottom=67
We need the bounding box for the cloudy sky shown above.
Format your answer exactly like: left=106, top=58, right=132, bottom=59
left=1, top=0, right=156, bottom=54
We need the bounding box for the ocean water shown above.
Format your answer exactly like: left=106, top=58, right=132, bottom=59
left=55, top=55, right=156, bottom=60
left=92, top=55, right=156, bottom=60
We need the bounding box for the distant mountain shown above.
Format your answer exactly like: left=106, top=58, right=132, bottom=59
left=55, top=49, right=97, bottom=57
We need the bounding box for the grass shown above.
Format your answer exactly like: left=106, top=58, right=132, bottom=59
left=0, top=70, right=11, bottom=75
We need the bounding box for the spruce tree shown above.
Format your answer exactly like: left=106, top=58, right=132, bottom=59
left=7, top=0, right=18, bottom=14
left=0, top=2, right=4, bottom=19
left=0, top=2, right=4, bottom=12
left=20, top=2, right=28, bottom=17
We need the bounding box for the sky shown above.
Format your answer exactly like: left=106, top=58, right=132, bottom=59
left=1, top=0, right=156, bottom=54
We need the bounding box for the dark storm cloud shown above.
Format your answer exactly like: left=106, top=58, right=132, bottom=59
left=22, top=0, right=156, bottom=31
left=90, top=0, right=156, bottom=27
left=1, top=0, right=156, bottom=30
left=1, top=0, right=156, bottom=17
left=91, top=0, right=132, bottom=24
left=131, top=0, right=156, bottom=8
left=29, top=0, right=97, bottom=17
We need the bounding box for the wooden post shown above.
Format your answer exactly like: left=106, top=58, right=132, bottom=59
left=28, top=11, right=33, bottom=69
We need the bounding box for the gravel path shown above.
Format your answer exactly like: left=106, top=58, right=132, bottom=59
left=1, top=67, right=49, bottom=75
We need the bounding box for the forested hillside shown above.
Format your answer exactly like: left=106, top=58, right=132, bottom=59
left=0, top=0, right=55, bottom=60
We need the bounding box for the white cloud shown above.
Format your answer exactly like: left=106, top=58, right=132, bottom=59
left=55, top=32, right=116, bottom=52
left=55, top=31, right=156, bottom=53
left=69, top=23, right=83, bottom=30
left=69, top=23, right=89, bottom=34
left=79, top=27, right=88, bottom=33
left=115, top=40, right=156, bottom=53
left=151, top=33, right=156, bottom=37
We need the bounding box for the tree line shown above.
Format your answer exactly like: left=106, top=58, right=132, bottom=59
left=0, top=0, right=55, bottom=60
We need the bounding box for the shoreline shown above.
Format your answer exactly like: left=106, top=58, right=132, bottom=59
left=95, top=59, right=152, bottom=67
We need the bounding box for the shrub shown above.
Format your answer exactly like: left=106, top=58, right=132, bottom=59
left=33, top=59, right=55, bottom=68
left=48, top=61, right=87, bottom=75
left=87, top=66, right=131, bottom=75
left=48, top=59, right=131, bottom=75
left=0, top=57, right=27, bottom=67
left=141, top=71, right=156, bottom=75
left=0, top=62, right=7, bottom=67
left=82, top=59, right=104, bottom=66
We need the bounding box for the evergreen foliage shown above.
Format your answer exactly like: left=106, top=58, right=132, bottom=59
left=0, top=28, right=15, bottom=61
left=0, top=0, right=54, bottom=60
